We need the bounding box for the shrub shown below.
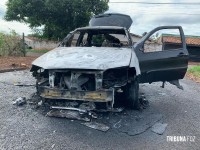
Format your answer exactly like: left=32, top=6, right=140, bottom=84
left=0, top=30, right=25, bottom=56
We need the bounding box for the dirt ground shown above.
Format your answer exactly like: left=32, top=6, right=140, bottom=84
left=186, top=72, right=200, bottom=83
left=188, top=62, right=200, bottom=66
left=0, top=56, right=37, bottom=70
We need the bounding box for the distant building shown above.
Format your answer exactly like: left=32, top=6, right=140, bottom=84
left=130, top=33, right=142, bottom=44
left=162, top=34, right=200, bottom=62
left=24, top=37, right=59, bottom=50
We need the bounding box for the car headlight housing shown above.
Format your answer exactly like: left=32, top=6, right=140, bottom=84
left=103, top=67, right=128, bottom=89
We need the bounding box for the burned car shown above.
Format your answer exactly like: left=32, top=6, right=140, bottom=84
left=31, top=13, right=188, bottom=110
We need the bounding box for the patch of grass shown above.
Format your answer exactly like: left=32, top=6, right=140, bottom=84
left=188, top=66, right=200, bottom=77
left=186, top=65, right=200, bottom=83
left=26, top=49, right=49, bottom=53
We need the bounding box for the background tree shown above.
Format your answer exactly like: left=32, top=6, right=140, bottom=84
left=5, top=0, right=109, bottom=40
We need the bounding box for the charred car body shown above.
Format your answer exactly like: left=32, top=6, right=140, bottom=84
left=31, top=13, right=188, bottom=110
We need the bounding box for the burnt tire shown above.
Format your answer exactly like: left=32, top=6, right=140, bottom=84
left=125, top=77, right=140, bottom=110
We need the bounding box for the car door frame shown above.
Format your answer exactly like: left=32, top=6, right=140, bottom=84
left=134, top=26, right=189, bottom=83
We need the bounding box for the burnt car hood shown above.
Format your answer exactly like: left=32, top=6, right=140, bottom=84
left=32, top=47, right=132, bottom=70
left=89, top=13, right=133, bottom=29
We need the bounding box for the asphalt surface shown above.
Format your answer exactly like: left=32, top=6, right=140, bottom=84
left=0, top=70, right=199, bottom=150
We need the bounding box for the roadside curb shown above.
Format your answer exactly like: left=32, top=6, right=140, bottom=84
left=0, top=67, right=29, bottom=73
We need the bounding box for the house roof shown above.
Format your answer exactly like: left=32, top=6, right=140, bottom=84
left=130, top=33, right=142, bottom=38
left=162, top=34, right=200, bottom=46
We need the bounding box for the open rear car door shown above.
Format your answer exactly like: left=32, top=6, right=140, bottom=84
left=134, top=26, right=189, bottom=83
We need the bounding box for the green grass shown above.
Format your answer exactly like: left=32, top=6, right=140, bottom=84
left=188, top=66, right=200, bottom=77
left=26, top=49, right=49, bottom=53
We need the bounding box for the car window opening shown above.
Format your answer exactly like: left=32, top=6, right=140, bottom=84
left=144, top=29, right=183, bottom=53
left=62, top=29, right=130, bottom=48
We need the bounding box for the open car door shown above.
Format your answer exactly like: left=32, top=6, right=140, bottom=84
left=134, top=26, right=189, bottom=83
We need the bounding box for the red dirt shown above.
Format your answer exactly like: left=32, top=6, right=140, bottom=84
left=187, top=62, right=200, bottom=83
left=0, top=56, right=38, bottom=71
left=186, top=72, right=200, bottom=83
left=188, top=62, right=200, bottom=66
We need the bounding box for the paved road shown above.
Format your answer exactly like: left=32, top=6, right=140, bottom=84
left=0, top=70, right=199, bottom=150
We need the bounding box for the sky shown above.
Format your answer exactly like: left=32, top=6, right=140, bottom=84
left=0, top=0, right=32, bottom=35
left=0, top=0, right=200, bottom=36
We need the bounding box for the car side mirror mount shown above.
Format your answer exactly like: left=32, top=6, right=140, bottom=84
left=139, top=45, right=144, bottom=51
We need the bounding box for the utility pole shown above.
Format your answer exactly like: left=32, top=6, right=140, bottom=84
left=22, top=33, right=26, bottom=57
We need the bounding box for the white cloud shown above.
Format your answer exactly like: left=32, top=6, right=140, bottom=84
left=0, top=0, right=31, bottom=35
left=108, top=0, right=200, bottom=36
left=0, top=19, right=32, bottom=35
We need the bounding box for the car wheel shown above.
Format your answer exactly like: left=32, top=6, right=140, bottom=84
left=125, top=77, right=140, bottom=110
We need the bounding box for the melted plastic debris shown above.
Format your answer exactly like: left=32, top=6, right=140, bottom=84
left=13, top=97, right=26, bottom=106
left=81, top=122, right=110, bottom=132
left=79, top=102, right=96, bottom=111
left=46, top=110, right=90, bottom=122
left=151, top=122, right=168, bottom=135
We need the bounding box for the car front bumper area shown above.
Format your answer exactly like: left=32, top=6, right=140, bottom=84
left=38, top=86, right=114, bottom=103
